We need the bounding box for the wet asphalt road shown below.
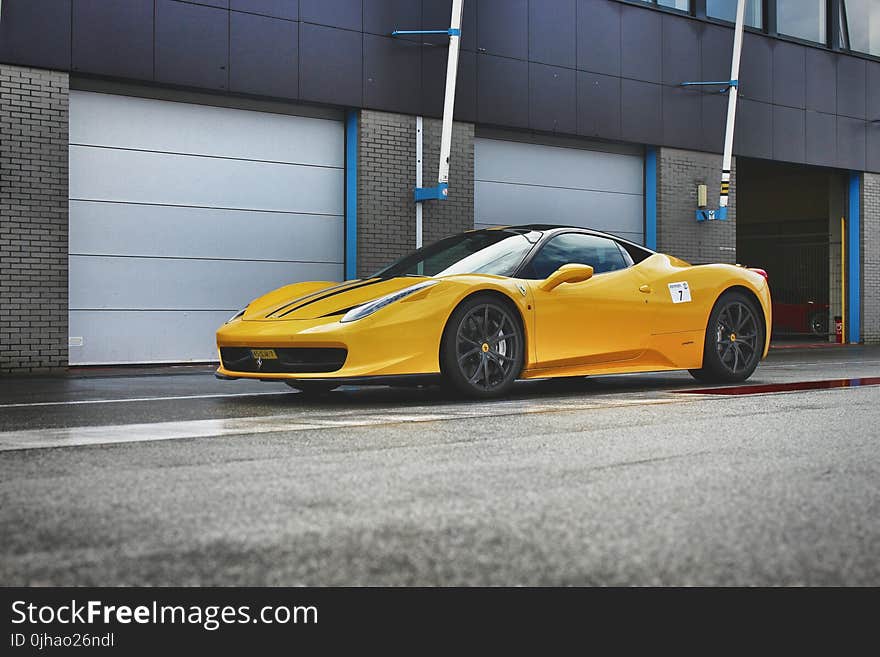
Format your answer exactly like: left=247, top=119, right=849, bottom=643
left=1, top=347, right=878, bottom=586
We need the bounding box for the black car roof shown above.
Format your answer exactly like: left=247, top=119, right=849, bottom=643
left=488, top=224, right=655, bottom=253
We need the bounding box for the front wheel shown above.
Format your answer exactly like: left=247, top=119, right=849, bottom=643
left=440, top=295, right=524, bottom=398
left=689, top=291, right=764, bottom=383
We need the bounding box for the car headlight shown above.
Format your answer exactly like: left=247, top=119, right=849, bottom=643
left=340, top=281, right=438, bottom=323
left=226, top=308, right=247, bottom=324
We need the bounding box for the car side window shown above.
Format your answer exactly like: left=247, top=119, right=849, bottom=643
left=522, top=233, right=629, bottom=280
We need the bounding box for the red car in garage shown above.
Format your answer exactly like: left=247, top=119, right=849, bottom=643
left=772, top=296, right=830, bottom=337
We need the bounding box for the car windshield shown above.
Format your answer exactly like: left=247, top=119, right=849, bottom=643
left=371, top=230, right=541, bottom=279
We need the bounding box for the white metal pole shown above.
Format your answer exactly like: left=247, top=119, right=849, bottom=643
left=415, top=116, right=424, bottom=249
left=437, top=0, right=464, bottom=191
left=720, top=0, right=746, bottom=210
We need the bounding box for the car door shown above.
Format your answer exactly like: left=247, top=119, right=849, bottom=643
left=522, top=233, right=654, bottom=368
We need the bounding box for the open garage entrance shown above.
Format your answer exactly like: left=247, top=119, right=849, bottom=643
left=737, top=159, right=847, bottom=342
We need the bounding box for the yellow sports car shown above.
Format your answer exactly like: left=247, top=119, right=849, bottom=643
left=216, top=225, right=771, bottom=398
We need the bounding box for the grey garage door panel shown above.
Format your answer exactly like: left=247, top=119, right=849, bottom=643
left=475, top=138, right=644, bottom=195
left=475, top=181, right=644, bottom=240
left=70, top=146, right=344, bottom=216
left=70, top=91, right=344, bottom=168
left=70, top=201, right=343, bottom=263
left=70, top=256, right=343, bottom=311
left=69, top=310, right=232, bottom=365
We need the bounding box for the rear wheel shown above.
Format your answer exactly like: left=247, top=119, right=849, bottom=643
left=689, top=291, right=764, bottom=383
left=285, top=381, right=339, bottom=395
left=441, top=295, right=524, bottom=398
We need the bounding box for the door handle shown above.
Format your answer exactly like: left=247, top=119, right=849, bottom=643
left=639, top=285, right=653, bottom=294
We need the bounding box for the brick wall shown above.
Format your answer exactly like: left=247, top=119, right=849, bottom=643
left=0, top=64, right=69, bottom=374
left=357, top=110, right=474, bottom=277
left=420, top=117, right=474, bottom=246
left=862, top=173, right=880, bottom=344
left=656, top=148, right=737, bottom=265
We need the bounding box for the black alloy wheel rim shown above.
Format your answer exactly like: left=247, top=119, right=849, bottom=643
left=715, top=301, right=759, bottom=374
left=455, top=304, right=520, bottom=391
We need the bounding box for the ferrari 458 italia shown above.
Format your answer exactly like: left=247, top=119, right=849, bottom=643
left=216, top=225, right=771, bottom=397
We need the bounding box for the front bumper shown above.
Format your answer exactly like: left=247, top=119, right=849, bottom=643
left=215, top=311, right=446, bottom=381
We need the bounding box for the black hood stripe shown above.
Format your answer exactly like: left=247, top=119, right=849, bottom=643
left=268, top=280, right=366, bottom=317
left=276, top=278, right=385, bottom=318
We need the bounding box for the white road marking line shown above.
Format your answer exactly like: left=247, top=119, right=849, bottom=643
left=0, top=391, right=291, bottom=409
left=761, top=360, right=880, bottom=369
left=0, top=398, right=679, bottom=452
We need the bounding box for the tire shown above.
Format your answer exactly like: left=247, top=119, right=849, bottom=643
left=689, top=291, right=764, bottom=383
left=440, top=294, right=524, bottom=398
left=285, top=381, right=339, bottom=395
left=808, top=311, right=828, bottom=337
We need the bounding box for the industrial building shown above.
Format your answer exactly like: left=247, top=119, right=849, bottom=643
left=1, top=0, right=878, bottom=371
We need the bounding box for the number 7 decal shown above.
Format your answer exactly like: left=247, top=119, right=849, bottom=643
left=668, top=282, right=692, bottom=304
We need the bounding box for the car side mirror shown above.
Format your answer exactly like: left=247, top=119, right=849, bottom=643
left=538, top=264, right=594, bottom=292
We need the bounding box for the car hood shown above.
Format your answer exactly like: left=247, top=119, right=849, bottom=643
left=243, top=277, right=433, bottom=320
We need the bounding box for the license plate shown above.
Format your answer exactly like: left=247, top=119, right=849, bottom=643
left=251, top=349, right=278, bottom=360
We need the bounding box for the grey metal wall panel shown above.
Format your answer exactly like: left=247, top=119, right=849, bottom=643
left=230, top=0, right=299, bottom=21
left=868, top=125, right=880, bottom=173
left=661, top=13, right=700, bottom=87
left=230, top=11, right=299, bottom=99
left=772, top=41, right=806, bottom=109
left=364, top=34, right=422, bottom=115
left=701, top=94, right=727, bottom=154
left=69, top=92, right=344, bottom=364
left=70, top=146, right=343, bottom=216
left=190, top=0, right=229, bottom=8
left=423, top=48, right=476, bottom=122
left=837, top=116, right=867, bottom=170
left=530, top=0, right=576, bottom=68
left=700, top=23, right=733, bottom=84
left=577, top=0, right=621, bottom=77
left=805, top=49, right=837, bottom=115
left=69, top=310, right=241, bottom=364
left=662, top=85, right=702, bottom=151
left=772, top=105, right=806, bottom=164
left=474, top=137, right=644, bottom=244
left=0, top=0, right=71, bottom=70
left=423, top=0, right=476, bottom=52
left=301, top=0, right=362, bottom=31
left=477, top=0, right=528, bottom=60
left=621, top=3, right=661, bottom=83
left=837, top=56, right=867, bottom=120
left=577, top=71, right=621, bottom=139
left=620, top=79, right=662, bottom=145
left=69, top=201, right=344, bottom=264
left=155, top=0, right=229, bottom=91
left=70, top=256, right=342, bottom=311
left=72, top=0, right=154, bottom=80
left=299, top=23, right=363, bottom=107
left=477, top=55, right=529, bottom=128
left=805, top=110, right=837, bottom=166
left=867, top=62, right=880, bottom=123
left=529, top=64, right=576, bottom=134
left=365, top=0, right=420, bottom=37
left=734, top=99, right=772, bottom=159
left=740, top=33, right=772, bottom=103
left=69, top=91, right=343, bottom=167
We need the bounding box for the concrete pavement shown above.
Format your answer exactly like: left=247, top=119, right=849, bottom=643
left=1, top=347, right=878, bottom=585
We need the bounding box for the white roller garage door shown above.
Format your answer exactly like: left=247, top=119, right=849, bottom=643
left=69, top=91, right=344, bottom=364
left=474, top=134, right=645, bottom=244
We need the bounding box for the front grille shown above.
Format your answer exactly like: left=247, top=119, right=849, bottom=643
left=220, top=347, right=347, bottom=374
